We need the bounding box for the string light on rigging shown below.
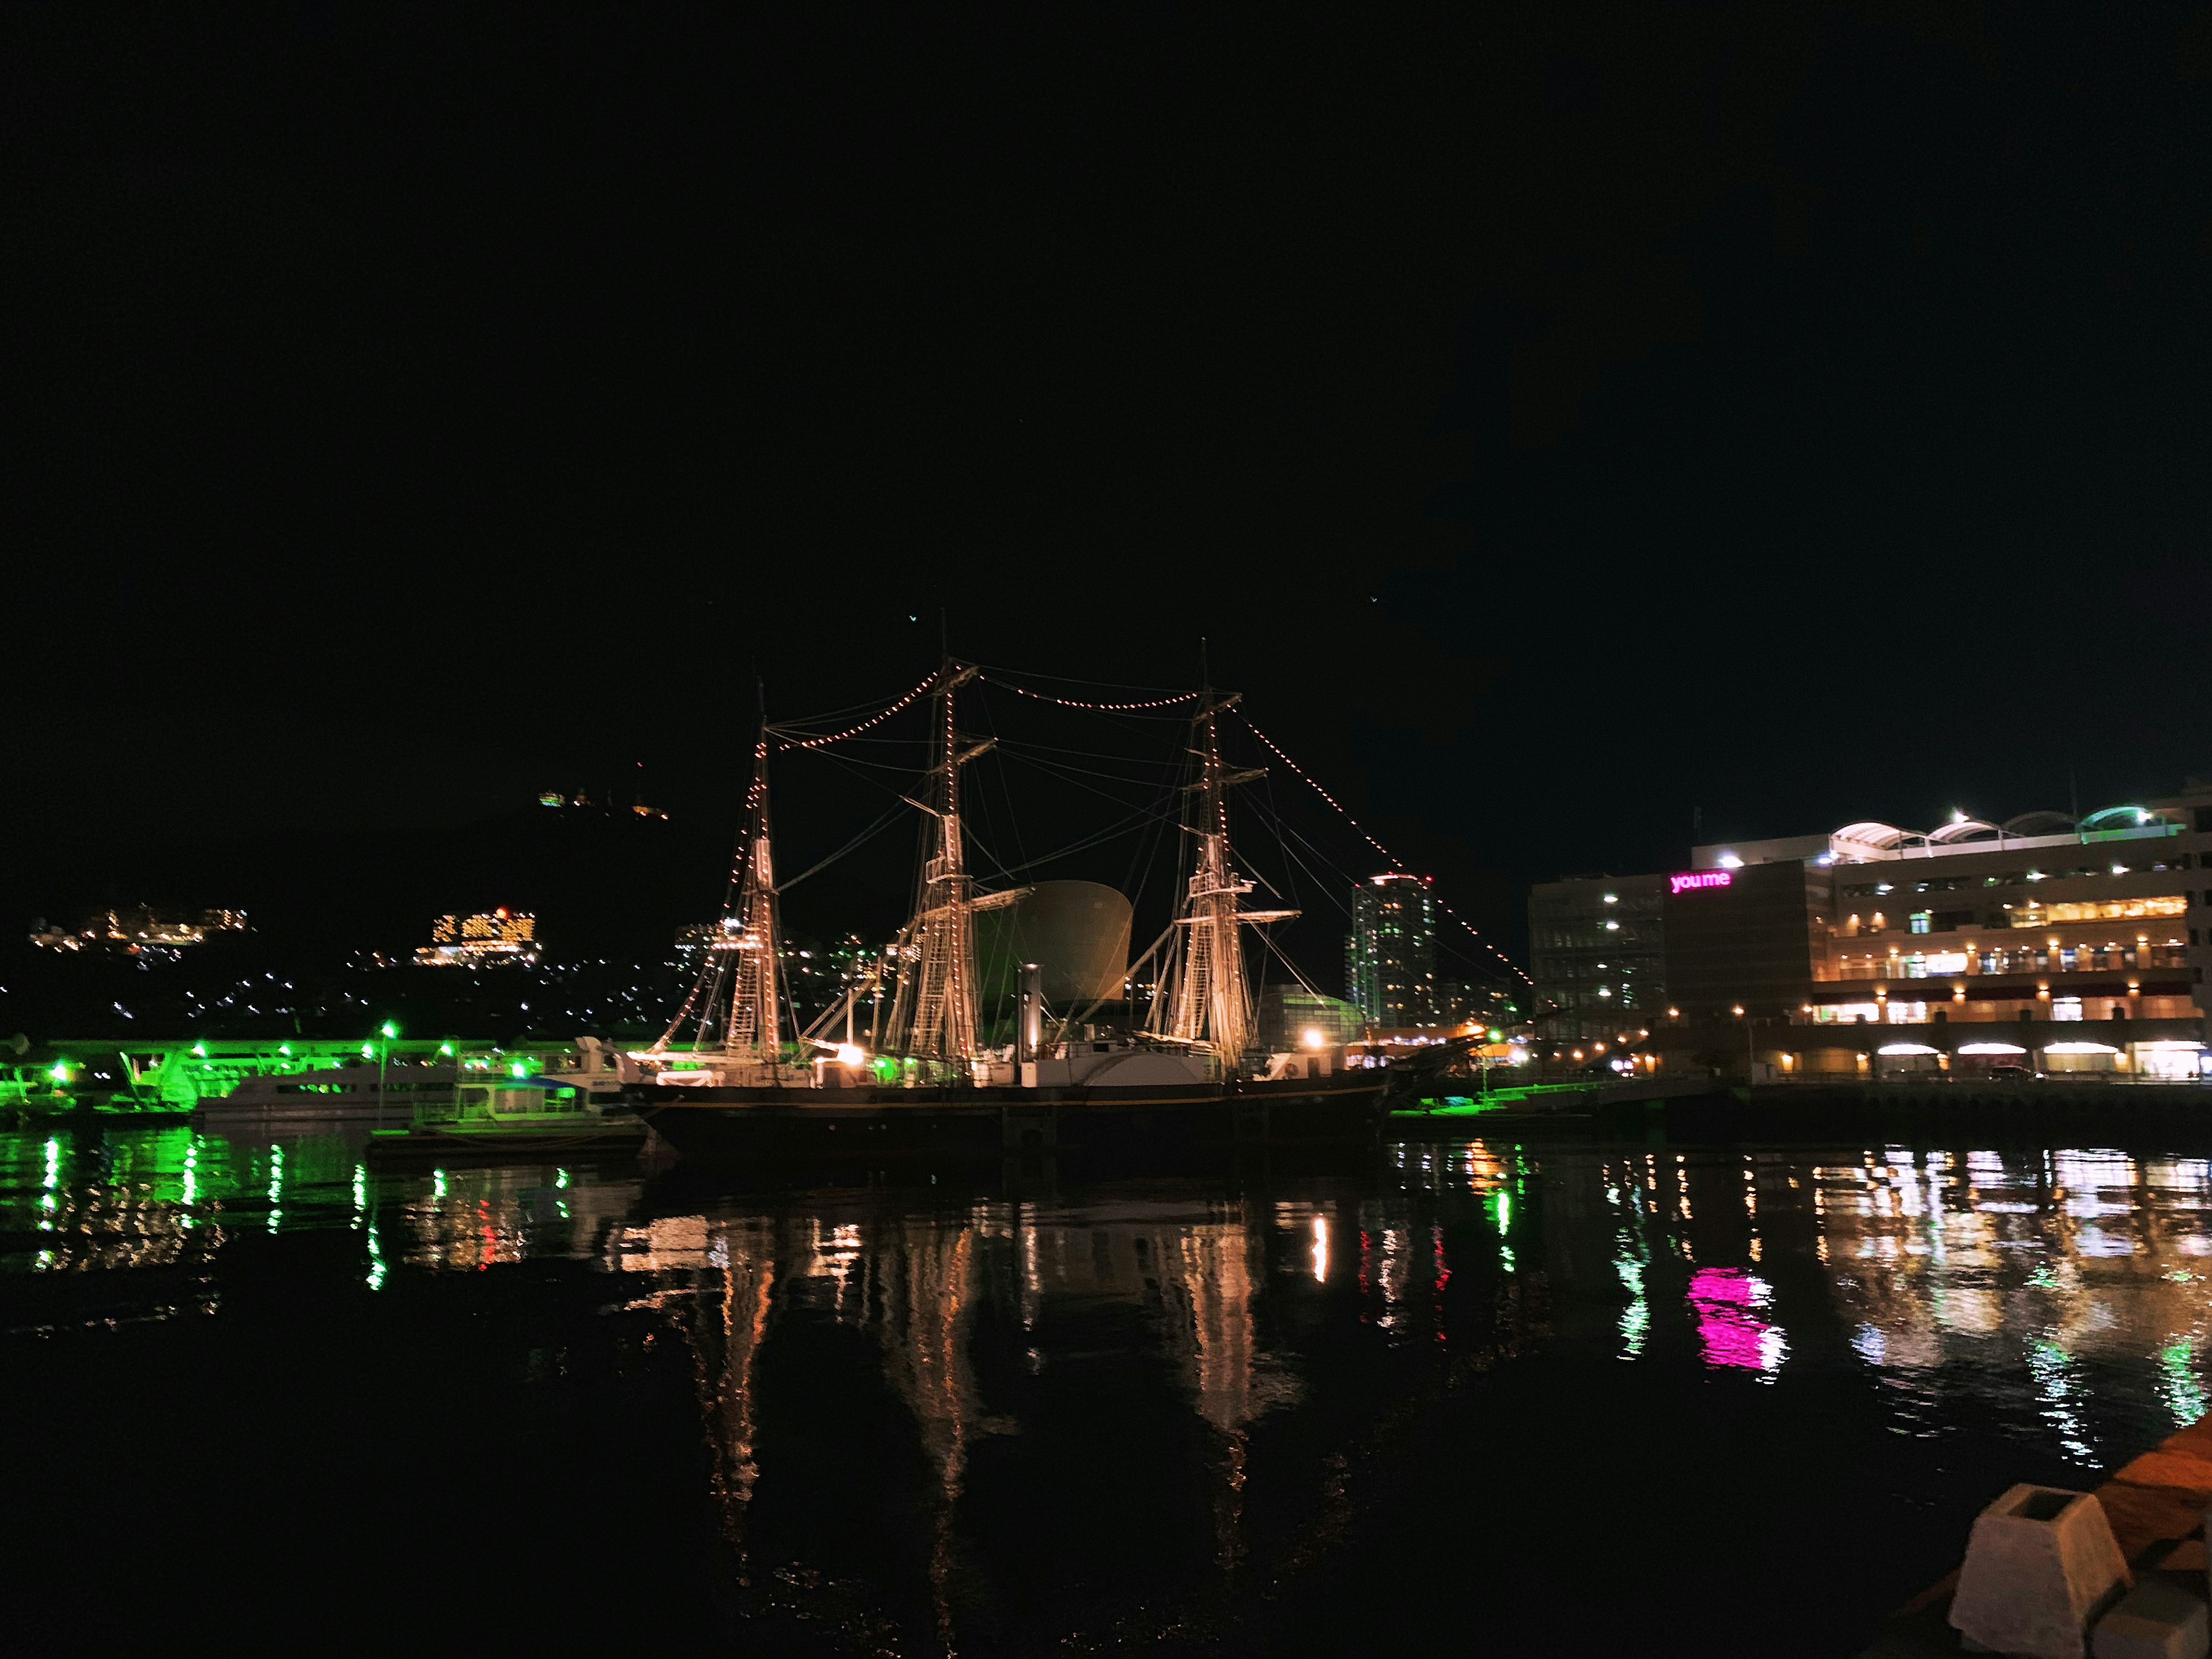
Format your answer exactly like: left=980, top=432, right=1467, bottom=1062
left=980, top=675, right=1202, bottom=713
left=770, top=671, right=938, bottom=751
left=1238, top=713, right=1533, bottom=987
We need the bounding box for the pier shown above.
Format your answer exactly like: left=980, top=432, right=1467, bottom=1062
left=1864, top=1413, right=2212, bottom=1656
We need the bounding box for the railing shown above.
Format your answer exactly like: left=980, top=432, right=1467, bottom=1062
left=1813, top=944, right=2190, bottom=982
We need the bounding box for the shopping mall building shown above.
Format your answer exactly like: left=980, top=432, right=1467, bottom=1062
left=1530, top=792, right=2212, bottom=1080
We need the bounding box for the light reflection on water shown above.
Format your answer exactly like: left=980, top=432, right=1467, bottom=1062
left=10, top=1123, right=2212, bottom=1649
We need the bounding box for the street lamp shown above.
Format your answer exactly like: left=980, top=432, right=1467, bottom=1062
left=378, top=1021, right=399, bottom=1122
left=1733, top=1006, right=1752, bottom=1083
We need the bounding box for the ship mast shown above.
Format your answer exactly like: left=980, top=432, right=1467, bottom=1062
left=1158, top=689, right=1294, bottom=1072
left=724, top=723, right=785, bottom=1064
left=887, top=659, right=997, bottom=1071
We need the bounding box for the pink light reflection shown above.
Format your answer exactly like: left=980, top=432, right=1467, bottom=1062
left=1686, top=1267, right=1785, bottom=1375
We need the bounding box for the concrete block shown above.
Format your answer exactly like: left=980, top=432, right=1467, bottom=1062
left=1950, top=1484, right=2131, bottom=1659
left=2155, top=1540, right=2206, bottom=1576
left=2092, top=1580, right=2208, bottom=1659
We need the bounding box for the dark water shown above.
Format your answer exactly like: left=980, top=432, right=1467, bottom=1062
left=7, top=1126, right=2211, bottom=1654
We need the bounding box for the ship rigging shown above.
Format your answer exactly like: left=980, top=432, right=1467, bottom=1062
left=636, top=656, right=1518, bottom=1096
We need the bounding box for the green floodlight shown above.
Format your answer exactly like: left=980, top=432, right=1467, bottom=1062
left=510, top=1060, right=528, bottom=1078
left=438, top=1041, right=454, bottom=1056
left=191, top=1042, right=208, bottom=1058
left=48, top=1062, right=70, bottom=1084
left=278, top=1043, right=293, bottom=1056
left=380, top=1021, right=400, bottom=1041
left=360, top=1043, right=374, bottom=1060
left=1488, top=1028, right=1504, bottom=1041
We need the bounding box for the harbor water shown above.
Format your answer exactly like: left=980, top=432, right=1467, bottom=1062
left=9, top=1124, right=2212, bottom=1653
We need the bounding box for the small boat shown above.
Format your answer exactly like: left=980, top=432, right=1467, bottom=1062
left=366, top=1075, right=646, bottom=1161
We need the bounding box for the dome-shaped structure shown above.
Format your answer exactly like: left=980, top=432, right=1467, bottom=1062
left=2002, top=810, right=2076, bottom=838
left=975, top=881, right=1133, bottom=1012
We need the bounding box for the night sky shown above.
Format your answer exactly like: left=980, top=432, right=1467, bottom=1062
left=8, top=7, right=2212, bottom=981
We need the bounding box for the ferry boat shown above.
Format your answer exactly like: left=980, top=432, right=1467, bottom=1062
left=195, top=1065, right=459, bottom=1129
left=630, top=661, right=1391, bottom=1166
left=366, top=1076, right=646, bottom=1161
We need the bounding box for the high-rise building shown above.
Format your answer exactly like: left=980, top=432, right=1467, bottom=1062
left=1527, top=874, right=1667, bottom=1041
left=1348, top=872, right=1441, bottom=1025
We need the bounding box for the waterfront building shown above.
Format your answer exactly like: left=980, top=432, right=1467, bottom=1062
left=1533, top=790, right=2212, bottom=1078
left=414, top=908, right=539, bottom=968
left=1348, top=872, right=1441, bottom=1025
left=1528, top=874, right=1666, bottom=1041
left=1255, top=985, right=1365, bottom=1052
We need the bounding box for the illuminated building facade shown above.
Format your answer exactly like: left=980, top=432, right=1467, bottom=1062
left=1545, top=790, right=2212, bottom=1077
left=1348, top=873, right=1441, bottom=1025
left=1527, top=874, right=1666, bottom=1041
left=29, top=906, right=247, bottom=955
left=414, top=909, right=539, bottom=968
left=1255, top=986, right=1365, bottom=1052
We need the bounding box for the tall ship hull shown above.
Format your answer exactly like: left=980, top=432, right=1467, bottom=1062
left=638, top=1073, right=1388, bottom=1165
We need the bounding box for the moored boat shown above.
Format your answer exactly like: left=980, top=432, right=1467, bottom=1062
left=366, top=1075, right=646, bottom=1162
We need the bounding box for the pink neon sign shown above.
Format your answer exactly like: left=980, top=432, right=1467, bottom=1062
left=1670, top=870, right=1733, bottom=895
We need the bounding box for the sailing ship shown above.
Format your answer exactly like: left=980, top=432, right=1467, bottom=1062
left=628, top=660, right=1389, bottom=1164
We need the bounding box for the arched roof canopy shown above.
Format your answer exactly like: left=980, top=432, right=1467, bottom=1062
left=2002, top=810, right=2075, bottom=838
left=2080, top=805, right=2165, bottom=832
left=1832, top=821, right=1904, bottom=853
left=1927, top=819, right=2002, bottom=844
